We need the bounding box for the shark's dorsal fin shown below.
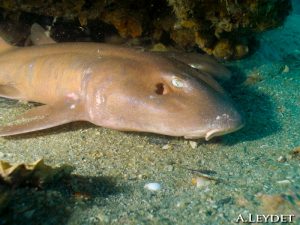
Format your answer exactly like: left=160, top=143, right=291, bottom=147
left=30, top=23, right=56, bottom=45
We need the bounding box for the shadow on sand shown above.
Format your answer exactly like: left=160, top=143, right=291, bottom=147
left=221, top=66, right=281, bottom=145
left=0, top=172, right=126, bottom=225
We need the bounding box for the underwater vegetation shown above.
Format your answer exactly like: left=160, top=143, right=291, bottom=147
left=0, top=0, right=292, bottom=59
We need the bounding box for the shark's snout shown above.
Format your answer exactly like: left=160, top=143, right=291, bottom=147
left=205, top=115, right=244, bottom=140
left=184, top=106, right=245, bottom=140
left=204, top=107, right=245, bottom=140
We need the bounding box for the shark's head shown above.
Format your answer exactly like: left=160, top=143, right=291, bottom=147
left=85, top=53, right=244, bottom=140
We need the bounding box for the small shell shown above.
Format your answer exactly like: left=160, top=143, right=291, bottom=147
left=144, top=182, right=161, bottom=191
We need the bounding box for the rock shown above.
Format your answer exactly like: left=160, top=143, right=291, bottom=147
left=189, top=141, right=197, bottom=149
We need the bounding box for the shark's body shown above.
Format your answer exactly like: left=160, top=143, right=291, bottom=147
left=0, top=24, right=244, bottom=140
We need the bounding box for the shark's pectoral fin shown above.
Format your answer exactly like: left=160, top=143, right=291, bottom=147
left=0, top=101, right=85, bottom=137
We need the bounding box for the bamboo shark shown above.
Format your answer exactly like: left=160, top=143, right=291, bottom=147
left=0, top=24, right=244, bottom=140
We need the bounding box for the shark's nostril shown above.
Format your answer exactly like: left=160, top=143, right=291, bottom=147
left=155, top=83, right=168, bottom=95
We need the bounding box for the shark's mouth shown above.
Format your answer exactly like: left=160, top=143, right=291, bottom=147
left=184, top=122, right=244, bottom=141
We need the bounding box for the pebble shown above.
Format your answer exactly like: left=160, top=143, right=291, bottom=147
left=277, top=155, right=286, bottom=162
left=162, top=144, right=171, bottom=150
left=189, top=141, right=198, bottom=149
left=165, top=165, right=174, bottom=171
left=282, top=65, right=289, bottom=73
left=175, top=201, right=188, bottom=208
left=276, top=180, right=291, bottom=185
left=137, top=174, right=147, bottom=179
left=144, top=182, right=161, bottom=191
left=192, top=176, right=212, bottom=187
left=290, top=146, right=300, bottom=158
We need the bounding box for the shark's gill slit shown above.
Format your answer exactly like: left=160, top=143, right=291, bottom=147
left=155, top=83, right=167, bottom=95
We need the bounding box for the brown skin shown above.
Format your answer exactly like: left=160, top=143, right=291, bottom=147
left=0, top=39, right=244, bottom=139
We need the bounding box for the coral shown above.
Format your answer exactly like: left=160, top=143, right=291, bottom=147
left=169, top=0, right=291, bottom=59
left=170, top=28, right=195, bottom=49
left=212, top=39, right=233, bottom=60
left=0, top=0, right=292, bottom=59
left=101, top=9, right=143, bottom=38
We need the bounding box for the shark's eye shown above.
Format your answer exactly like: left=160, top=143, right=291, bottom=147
left=171, top=78, right=184, bottom=88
